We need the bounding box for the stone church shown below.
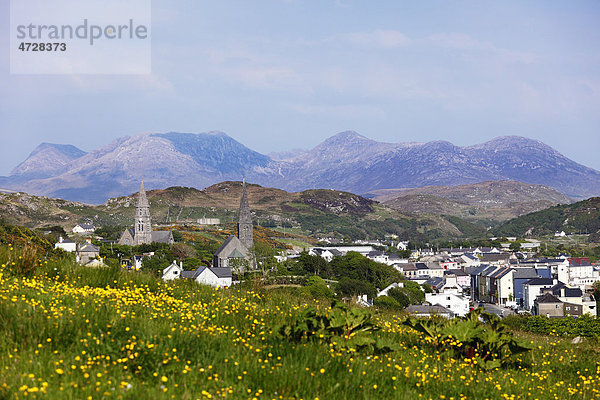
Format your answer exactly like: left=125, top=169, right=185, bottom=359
left=213, top=181, right=254, bottom=270
left=118, top=180, right=174, bottom=246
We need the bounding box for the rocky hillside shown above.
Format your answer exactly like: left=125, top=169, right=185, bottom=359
left=3, top=131, right=599, bottom=203
left=372, top=181, right=573, bottom=224
left=0, top=182, right=488, bottom=241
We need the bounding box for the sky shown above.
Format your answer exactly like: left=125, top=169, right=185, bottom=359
left=1, top=0, right=600, bottom=175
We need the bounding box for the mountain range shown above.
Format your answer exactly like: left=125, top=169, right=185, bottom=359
left=2, top=131, right=600, bottom=204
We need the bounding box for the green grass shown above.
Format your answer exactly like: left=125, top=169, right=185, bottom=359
left=0, top=244, right=599, bottom=399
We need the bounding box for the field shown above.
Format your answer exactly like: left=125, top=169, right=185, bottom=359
left=0, top=244, right=599, bottom=399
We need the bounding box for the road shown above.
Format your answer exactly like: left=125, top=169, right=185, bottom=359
left=480, top=303, right=515, bottom=318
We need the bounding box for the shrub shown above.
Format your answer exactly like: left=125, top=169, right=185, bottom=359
left=373, top=295, right=402, bottom=310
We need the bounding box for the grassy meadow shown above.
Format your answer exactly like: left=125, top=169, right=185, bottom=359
left=0, top=242, right=599, bottom=400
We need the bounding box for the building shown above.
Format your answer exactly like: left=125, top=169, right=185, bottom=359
left=238, top=180, right=254, bottom=250
left=558, top=257, right=600, bottom=290
left=425, top=293, right=470, bottom=317
left=162, top=260, right=183, bottom=281
left=534, top=293, right=567, bottom=317
left=118, top=180, right=174, bottom=246
left=182, top=266, right=232, bottom=288
left=55, top=236, right=77, bottom=252
left=523, top=278, right=555, bottom=310
left=213, top=235, right=249, bottom=270
left=72, top=223, right=95, bottom=234
left=213, top=181, right=255, bottom=270
left=512, top=268, right=540, bottom=307
left=77, top=239, right=100, bottom=264
left=197, top=217, right=221, bottom=225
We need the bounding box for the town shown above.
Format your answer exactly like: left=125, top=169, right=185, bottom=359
left=53, top=179, right=599, bottom=321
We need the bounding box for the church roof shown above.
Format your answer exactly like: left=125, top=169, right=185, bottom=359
left=214, top=235, right=247, bottom=258
left=151, top=231, right=173, bottom=243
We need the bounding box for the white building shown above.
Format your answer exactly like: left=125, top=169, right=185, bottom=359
left=523, top=278, right=555, bottom=310
left=55, top=236, right=77, bottom=252
left=558, top=258, right=600, bottom=291
left=182, top=266, right=232, bottom=288
left=162, top=261, right=184, bottom=281
left=425, top=293, right=470, bottom=317
left=72, top=224, right=95, bottom=234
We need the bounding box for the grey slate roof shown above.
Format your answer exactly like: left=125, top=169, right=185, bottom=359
left=445, top=269, right=468, bottom=276
left=77, top=223, right=95, bottom=230
left=79, top=243, right=99, bottom=252
left=535, top=293, right=562, bottom=304
left=513, top=268, right=539, bottom=279
left=214, top=235, right=247, bottom=258
left=524, top=278, right=554, bottom=286
left=151, top=231, right=174, bottom=243
left=211, top=267, right=232, bottom=278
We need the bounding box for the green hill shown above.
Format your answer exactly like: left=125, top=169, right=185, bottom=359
left=494, top=197, right=600, bottom=239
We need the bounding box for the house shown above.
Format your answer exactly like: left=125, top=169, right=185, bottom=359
left=534, top=293, right=565, bottom=317
left=445, top=269, right=470, bottom=288
left=555, top=231, right=566, bottom=237
left=424, top=277, right=445, bottom=292
left=72, top=223, right=95, bottom=234
left=366, top=250, right=388, bottom=264
left=396, top=263, right=418, bottom=278
left=476, top=266, right=513, bottom=305
left=77, top=240, right=100, bottom=264
left=213, top=235, right=249, bottom=270
left=523, top=278, right=555, bottom=311
left=460, top=253, right=481, bottom=268
left=437, top=275, right=463, bottom=295
left=181, top=266, right=232, bottom=288
left=162, top=261, right=184, bottom=281
left=377, top=282, right=404, bottom=297
left=541, top=282, right=597, bottom=316
left=425, top=293, right=470, bottom=317
left=558, top=257, right=600, bottom=290
left=520, top=240, right=541, bottom=250
left=309, top=246, right=374, bottom=257
left=426, top=263, right=445, bottom=278
left=405, top=304, right=454, bottom=319
left=55, top=236, right=77, bottom=252
left=512, top=268, right=540, bottom=307
left=480, top=253, right=511, bottom=265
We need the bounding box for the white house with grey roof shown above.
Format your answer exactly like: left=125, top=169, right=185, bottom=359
left=73, top=223, right=96, bottom=234
left=181, top=266, right=232, bottom=288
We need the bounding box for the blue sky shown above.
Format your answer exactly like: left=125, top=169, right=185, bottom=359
left=1, top=0, right=599, bottom=175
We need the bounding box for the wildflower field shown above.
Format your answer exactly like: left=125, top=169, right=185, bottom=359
left=0, top=243, right=599, bottom=399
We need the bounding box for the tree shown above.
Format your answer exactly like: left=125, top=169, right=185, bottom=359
left=509, top=242, right=521, bottom=252
left=170, top=243, right=197, bottom=261
left=337, top=277, right=376, bottom=299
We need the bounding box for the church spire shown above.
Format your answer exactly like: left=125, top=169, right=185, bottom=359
left=237, top=180, right=253, bottom=249
left=134, top=179, right=152, bottom=245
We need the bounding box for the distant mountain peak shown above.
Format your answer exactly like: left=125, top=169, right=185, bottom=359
left=10, top=142, right=87, bottom=178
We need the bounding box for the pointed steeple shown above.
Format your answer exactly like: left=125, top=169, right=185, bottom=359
left=137, top=180, right=149, bottom=207
left=237, top=180, right=253, bottom=249
left=134, top=179, right=152, bottom=245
